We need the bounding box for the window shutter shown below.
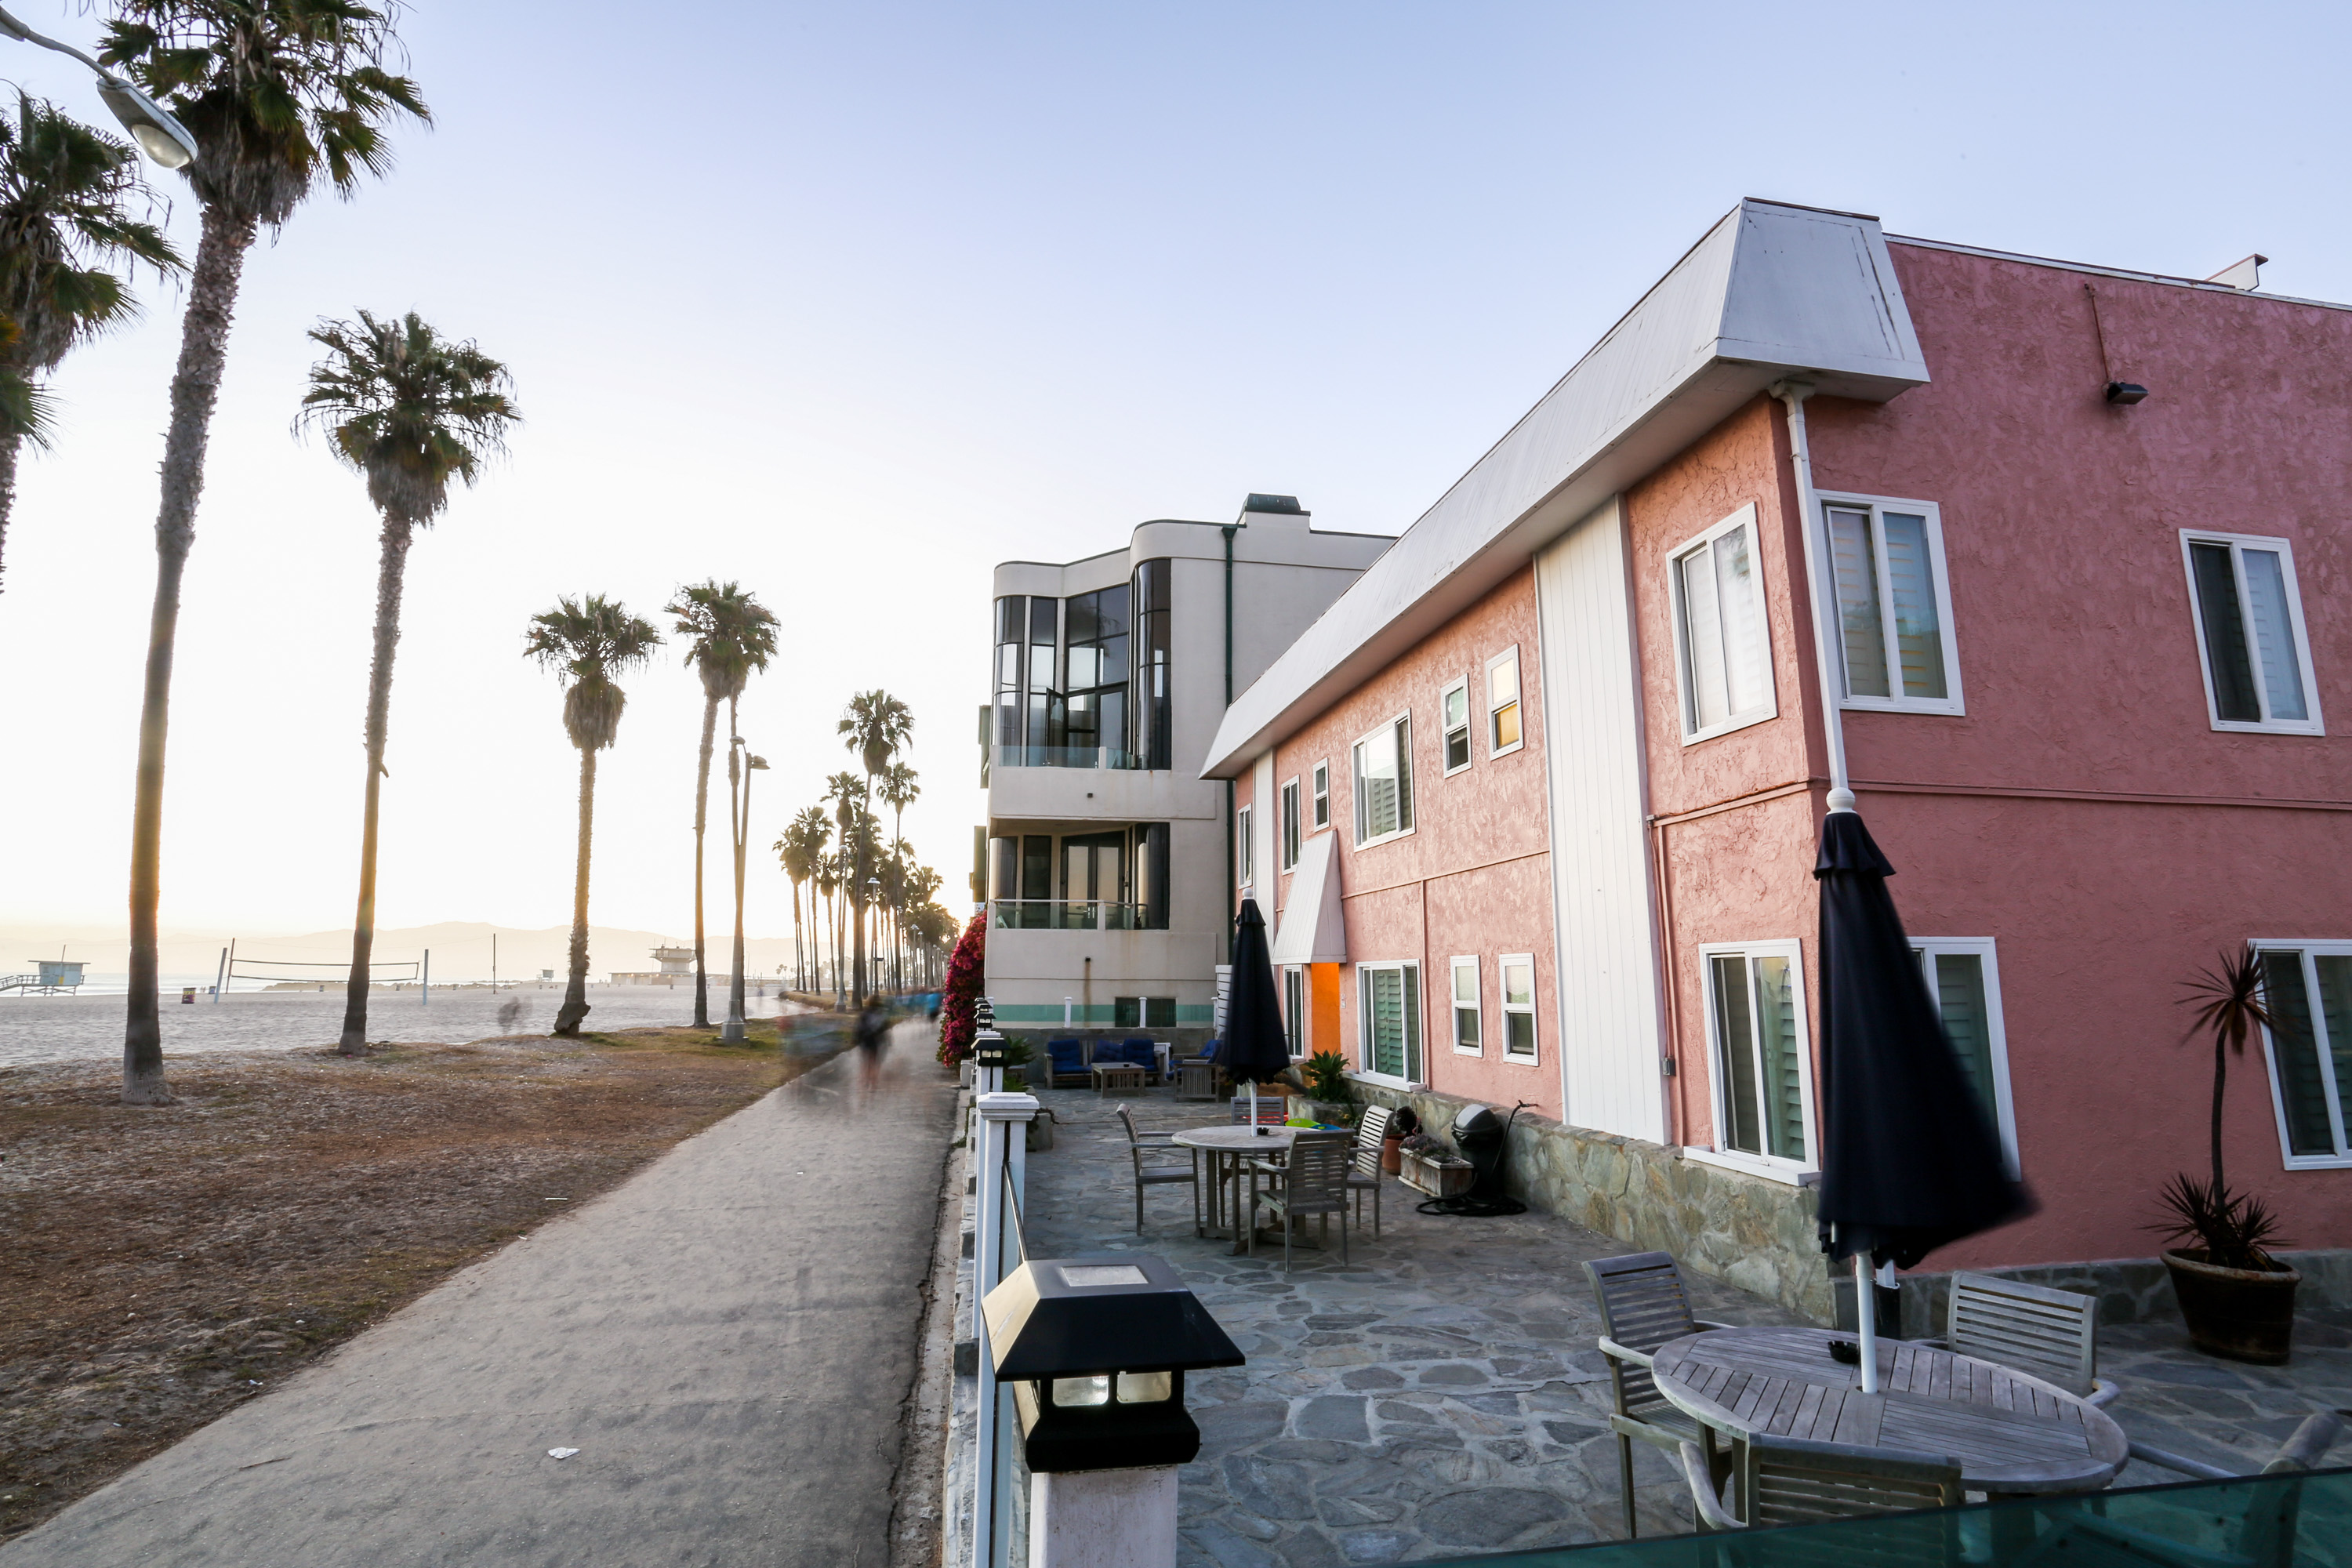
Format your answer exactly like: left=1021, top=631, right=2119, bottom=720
left=1828, top=506, right=1889, bottom=698
left=2242, top=550, right=2309, bottom=721
left=1883, top=512, right=1948, bottom=699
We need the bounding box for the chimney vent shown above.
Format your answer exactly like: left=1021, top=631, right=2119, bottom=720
left=1241, top=494, right=1304, bottom=515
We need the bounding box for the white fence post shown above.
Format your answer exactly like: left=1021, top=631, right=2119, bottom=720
left=971, top=1089, right=1039, bottom=1568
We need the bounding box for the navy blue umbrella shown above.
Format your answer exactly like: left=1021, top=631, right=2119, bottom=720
left=1215, top=899, right=1292, bottom=1124
left=1813, top=808, right=2032, bottom=1386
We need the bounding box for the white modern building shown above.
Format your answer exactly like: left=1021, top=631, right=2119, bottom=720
left=982, top=495, right=1388, bottom=1033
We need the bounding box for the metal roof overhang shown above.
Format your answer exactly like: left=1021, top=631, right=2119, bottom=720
left=1201, top=199, right=1933, bottom=779
left=1269, top=831, right=1345, bottom=966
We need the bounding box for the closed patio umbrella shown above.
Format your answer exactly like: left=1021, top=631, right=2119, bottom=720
left=1215, top=899, right=1291, bottom=1129
left=1813, top=808, right=2032, bottom=1391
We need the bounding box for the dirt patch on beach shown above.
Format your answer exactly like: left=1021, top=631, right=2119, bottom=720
left=0, top=1022, right=840, bottom=1540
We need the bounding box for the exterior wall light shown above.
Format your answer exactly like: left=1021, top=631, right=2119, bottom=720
left=970, top=1027, right=1009, bottom=1071
left=984, top=1253, right=1244, bottom=1473
left=2105, top=382, right=2149, bottom=405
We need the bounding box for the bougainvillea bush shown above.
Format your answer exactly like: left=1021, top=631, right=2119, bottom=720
left=935, top=913, right=985, bottom=1065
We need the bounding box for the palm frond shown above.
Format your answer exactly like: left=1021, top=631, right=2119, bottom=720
left=524, top=593, right=662, bottom=752
left=298, top=308, right=517, bottom=524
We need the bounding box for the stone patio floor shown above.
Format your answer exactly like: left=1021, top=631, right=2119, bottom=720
left=1018, top=1085, right=2352, bottom=1567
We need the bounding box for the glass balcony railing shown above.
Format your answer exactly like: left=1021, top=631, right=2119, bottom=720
left=1406, top=1468, right=2352, bottom=1568
left=991, top=744, right=1148, bottom=771
left=989, top=900, right=1161, bottom=931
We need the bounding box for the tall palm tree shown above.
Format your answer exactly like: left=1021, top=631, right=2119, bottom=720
left=101, top=0, right=426, bottom=1105
left=666, top=580, right=778, bottom=1026
left=524, top=594, right=662, bottom=1036
left=0, top=93, right=182, bottom=592
left=877, top=760, right=919, bottom=987
left=776, top=804, right=829, bottom=993
left=815, top=851, right=841, bottom=1004
left=837, top=690, right=911, bottom=996
left=300, top=310, right=515, bottom=1055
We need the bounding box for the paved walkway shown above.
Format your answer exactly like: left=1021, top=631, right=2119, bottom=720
left=2, top=1027, right=959, bottom=1568
left=1022, top=1088, right=2352, bottom=1566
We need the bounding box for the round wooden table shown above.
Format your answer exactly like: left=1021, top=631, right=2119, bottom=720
left=1650, top=1326, right=2129, bottom=1497
left=1171, top=1125, right=1297, bottom=1253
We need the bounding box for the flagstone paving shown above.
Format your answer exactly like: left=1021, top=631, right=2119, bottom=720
left=1019, top=1087, right=2352, bottom=1566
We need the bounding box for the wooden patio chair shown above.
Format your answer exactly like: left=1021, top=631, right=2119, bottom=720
left=1584, top=1251, right=1734, bottom=1538
left=1248, top=1130, right=1351, bottom=1272
left=1175, top=1058, right=1217, bottom=1102
left=1918, top=1272, right=2118, bottom=1406
left=1229, top=1098, right=1289, bottom=1126
left=1114, top=1103, right=1198, bottom=1236
left=1675, top=1432, right=1961, bottom=1538
left=1345, top=1105, right=1391, bottom=1238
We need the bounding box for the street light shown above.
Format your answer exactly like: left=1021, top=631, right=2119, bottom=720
left=0, top=6, right=199, bottom=169
left=721, top=739, right=768, bottom=1044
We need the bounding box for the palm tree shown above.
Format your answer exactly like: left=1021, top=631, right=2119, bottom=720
left=837, top=690, right=912, bottom=996
left=666, top=581, right=779, bottom=1026
left=101, top=1, right=426, bottom=1105
left=0, top=93, right=182, bottom=593
left=524, top=594, right=662, bottom=1036
left=815, top=851, right=842, bottom=1004
left=776, top=804, right=829, bottom=993
left=877, top=760, right=919, bottom=986
left=300, top=310, right=515, bottom=1055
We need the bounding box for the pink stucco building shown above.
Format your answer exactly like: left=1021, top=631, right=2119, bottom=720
left=1206, top=200, right=2350, bottom=1314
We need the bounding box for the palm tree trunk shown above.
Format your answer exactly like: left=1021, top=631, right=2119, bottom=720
left=0, top=432, right=17, bottom=596
left=691, top=692, right=717, bottom=1027
left=124, top=204, right=260, bottom=1106
left=339, top=514, right=415, bottom=1054
left=555, top=746, right=597, bottom=1036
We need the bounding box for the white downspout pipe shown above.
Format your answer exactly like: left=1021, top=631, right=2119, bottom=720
left=1773, top=382, right=1884, bottom=1391
left=1772, top=381, right=1853, bottom=815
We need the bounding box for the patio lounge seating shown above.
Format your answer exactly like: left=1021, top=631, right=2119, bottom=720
left=1044, top=1037, right=1088, bottom=1087
left=1674, top=1432, right=1962, bottom=1534
left=1345, top=1105, right=1390, bottom=1237
left=1917, top=1272, right=2119, bottom=1406
left=1248, top=1129, right=1351, bottom=1271
left=1175, top=1058, right=1217, bottom=1102
left=1114, top=1103, right=1198, bottom=1235
left=1584, top=1251, right=1734, bottom=1538
left=1114, top=1036, right=1161, bottom=1079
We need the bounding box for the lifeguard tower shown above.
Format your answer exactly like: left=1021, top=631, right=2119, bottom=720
left=2, top=960, right=89, bottom=995
left=607, top=945, right=726, bottom=987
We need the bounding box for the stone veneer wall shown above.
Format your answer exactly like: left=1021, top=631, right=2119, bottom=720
left=1347, top=1076, right=1835, bottom=1324
left=1896, top=1248, right=2352, bottom=1337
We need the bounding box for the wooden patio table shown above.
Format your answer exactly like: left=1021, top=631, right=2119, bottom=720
left=1170, top=1125, right=1296, bottom=1254
left=1650, top=1326, right=2129, bottom=1499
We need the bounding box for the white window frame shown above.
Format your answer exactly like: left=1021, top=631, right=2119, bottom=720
left=1283, top=964, right=1307, bottom=1059
left=2180, top=531, right=2325, bottom=737
left=1350, top=710, right=1415, bottom=849
left=1439, top=678, right=1473, bottom=777
left=1235, top=804, right=1253, bottom=890
left=1909, top=937, right=2020, bottom=1176
left=1355, top=960, right=1423, bottom=1087
left=1499, top=952, right=1538, bottom=1064
left=1668, top=503, right=1779, bottom=745
left=1486, top=645, right=1525, bottom=758
left=1817, top=491, right=1965, bottom=717
left=2252, top=938, right=2352, bottom=1169
left=1690, top=938, right=1817, bottom=1185
left=1449, top=955, right=1482, bottom=1055
left=1279, top=778, right=1301, bottom=872
left=1310, top=761, right=1330, bottom=832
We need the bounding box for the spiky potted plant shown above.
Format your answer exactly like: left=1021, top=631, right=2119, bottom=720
left=2151, top=947, right=2299, bottom=1363
left=1298, top=1049, right=1356, bottom=1126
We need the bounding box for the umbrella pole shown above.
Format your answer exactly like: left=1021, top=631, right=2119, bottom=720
left=1855, top=1254, right=1879, bottom=1393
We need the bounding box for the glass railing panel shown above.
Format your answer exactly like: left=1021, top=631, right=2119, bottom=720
left=989, top=745, right=1147, bottom=771
left=988, top=901, right=1155, bottom=931
left=1398, top=1468, right=2352, bottom=1568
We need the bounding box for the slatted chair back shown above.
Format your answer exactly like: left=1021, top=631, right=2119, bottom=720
left=1944, top=1272, right=2099, bottom=1398
left=1230, top=1098, right=1289, bottom=1126
left=1352, top=1105, right=1394, bottom=1178
left=1279, top=1131, right=1352, bottom=1212
left=1584, top=1252, right=1700, bottom=1415
left=1114, top=1102, right=1145, bottom=1148
left=1739, top=1434, right=1962, bottom=1532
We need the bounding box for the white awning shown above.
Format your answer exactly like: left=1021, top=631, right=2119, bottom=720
left=1269, top=831, right=1346, bottom=966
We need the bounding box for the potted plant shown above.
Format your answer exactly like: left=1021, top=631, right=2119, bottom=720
left=1295, top=1051, right=1357, bottom=1126
left=2151, top=947, right=2300, bottom=1363
left=998, top=1037, right=1035, bottom=1093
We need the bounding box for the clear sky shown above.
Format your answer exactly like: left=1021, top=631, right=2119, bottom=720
left=2, top=1, right=2344, bottom=953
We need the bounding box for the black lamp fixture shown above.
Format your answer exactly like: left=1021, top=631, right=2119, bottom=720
left=971, top=1026, right=1009, bottom=1072
left=2104, top=381, right=2149, bottom=405
left=983, top=1254, right=1245, bottom=1472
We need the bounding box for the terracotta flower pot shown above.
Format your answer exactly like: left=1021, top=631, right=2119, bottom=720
left=1381, top=1134, right=1403, bottom=1174
left=2163, top=1248, right=2301, bottom=1364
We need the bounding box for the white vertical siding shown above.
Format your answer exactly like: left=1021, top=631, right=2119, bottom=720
left=1535, top=499, right=1668, bottom=1142
left=1249, top=751, right=1278, bottom=916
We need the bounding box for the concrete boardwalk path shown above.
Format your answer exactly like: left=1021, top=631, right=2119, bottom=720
left=2, top=1028, right=958, bottom=1568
